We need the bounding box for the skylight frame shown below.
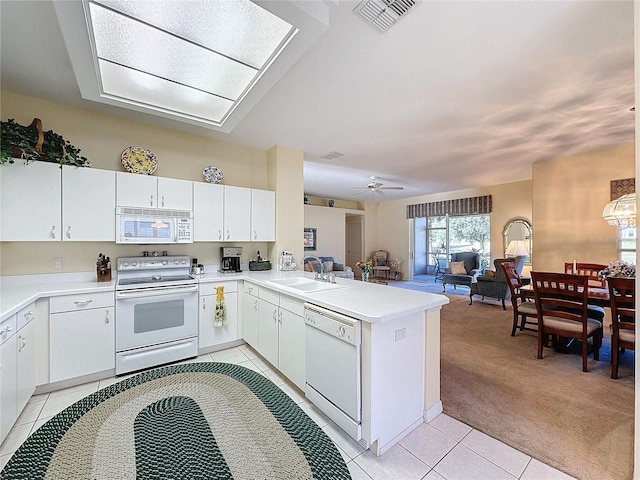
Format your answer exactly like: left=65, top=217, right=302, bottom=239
left=82, top=0, right=299, bottom=127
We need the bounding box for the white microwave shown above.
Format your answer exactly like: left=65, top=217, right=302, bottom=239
left=116, top=207, right=193, bottom=244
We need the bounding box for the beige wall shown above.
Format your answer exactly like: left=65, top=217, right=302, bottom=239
left=533, top=143, right=635, bottom=272
left=303, top=205, right=363, bottom=263
left=0, top=91, right=278, bottom=275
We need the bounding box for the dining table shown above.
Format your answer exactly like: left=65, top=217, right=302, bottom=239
left=520, top=284, right=610, bottom=308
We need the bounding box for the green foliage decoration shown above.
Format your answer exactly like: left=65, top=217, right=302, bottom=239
left=1, top=118, right=90, bottom=167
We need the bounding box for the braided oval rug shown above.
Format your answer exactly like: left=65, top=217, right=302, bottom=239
left=1, top=362, right=351, bottom=480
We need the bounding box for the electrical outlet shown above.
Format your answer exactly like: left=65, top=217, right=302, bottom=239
left=52, top=257, right=63, bottom=269
left=394, top=328, right=406, bottom=342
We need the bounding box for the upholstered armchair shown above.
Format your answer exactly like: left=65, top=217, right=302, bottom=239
left=442, top=252, right=481, bottom=291
left=469, top=256, right=526, bottom=309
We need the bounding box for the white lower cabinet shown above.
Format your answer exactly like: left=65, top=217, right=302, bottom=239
left=242, top=282, right=259, bottom=349
left=49, top=292, right=115, bottom=383
left=0, top=303, right=37, bottom=444
left=256, top=287, right=305, bottom=390
left=199, top=281, right=239, bottom=351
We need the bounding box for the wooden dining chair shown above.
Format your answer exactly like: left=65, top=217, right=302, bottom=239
left=502, top=261, right=538, bottom=336
left=563, top=263, right=607, bottom=287
left=607, top=276, right=635, bottom=379
left=531, top=271, right=604, bottom=372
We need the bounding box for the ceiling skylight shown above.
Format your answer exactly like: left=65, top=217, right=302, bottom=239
left=84, top=0, right=297, bottom=126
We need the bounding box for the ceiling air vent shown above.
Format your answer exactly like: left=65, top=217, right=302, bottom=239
left=353, top=0, right=420, bottom=33
left=320, top=151, right=344, bottom=160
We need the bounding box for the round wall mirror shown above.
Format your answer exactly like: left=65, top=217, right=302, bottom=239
left=503, top=218, right=532, bottom=265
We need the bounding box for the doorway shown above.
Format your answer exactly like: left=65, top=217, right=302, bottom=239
left=346, top=219, right=363, bottom=275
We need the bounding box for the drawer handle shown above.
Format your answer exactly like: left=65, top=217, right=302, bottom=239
left=50, top=225, right=56, bottom=239
left=105, top=310, right=110, bottom=324
left=218, top=230, right=222, bottom=240
left=18, top=335, right=26, bottom=352
left=226, top=230, right=230, bottom=240
left=23, top=311, right=33, bottom=320
left=66, top=226, right=72, bottom=239
left=74, top=300, right=94, bottom=306
left=1, top=326, right=12, bottom=335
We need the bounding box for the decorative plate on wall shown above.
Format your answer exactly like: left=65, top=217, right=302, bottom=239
left=121, top=146, right=158, bottom=175
left=203, top=165, right=223, bottom=184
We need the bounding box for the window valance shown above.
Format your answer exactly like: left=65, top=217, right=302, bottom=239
left=406, top=195, right=492, bottom=219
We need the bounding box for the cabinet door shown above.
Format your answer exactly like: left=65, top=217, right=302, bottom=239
left=251, top=189, right=275, bottom=241
left=258, top=298, right=279, bottom=368
left=0, top=333, right=17, bottom=442
left=0, top=160, right=61, bottom=241
left=62, top=166, right=116, bottom=241
left=199, top=291, right=238, bottom=349
left=223, top=186, right=251, bottom=241
left=241, top=293, right=259, bottom=349
left=278, top=308, right=305, bottom=390
left=193, top=182, right=224, bottom=241
left=116, top=172, right=157, bottom=207
left=157, top=177, right=193, bottom=210
left=16, top=319, right=36, bottom=411
left=50, top=307, right=115, bottom=383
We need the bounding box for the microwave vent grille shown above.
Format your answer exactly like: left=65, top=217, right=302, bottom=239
left=118, top=207, right=192, bottom=218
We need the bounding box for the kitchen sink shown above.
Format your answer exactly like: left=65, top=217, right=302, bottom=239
left=267, top=277, right=347, bottom=293
left=267, top=277, right=316, bottom=286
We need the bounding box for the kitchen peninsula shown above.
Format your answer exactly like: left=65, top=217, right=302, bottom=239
left=0, top=269, right=448, bottom=456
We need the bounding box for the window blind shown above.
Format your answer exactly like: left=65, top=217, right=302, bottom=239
left=406, top=195, right=492, bottom=219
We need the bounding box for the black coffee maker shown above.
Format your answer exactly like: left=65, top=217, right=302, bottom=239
left=220, top=247, right=242, bottom=273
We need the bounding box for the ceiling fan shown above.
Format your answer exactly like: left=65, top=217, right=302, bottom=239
left=350, top=176, right=405, bottom=195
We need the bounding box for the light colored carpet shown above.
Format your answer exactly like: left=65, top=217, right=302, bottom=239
left=437, top=295, right=634, bottom=480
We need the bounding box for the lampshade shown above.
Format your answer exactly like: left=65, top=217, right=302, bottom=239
left=602, top=193, right=636, bottom=227
left=505, top=240, right=529, bottom=256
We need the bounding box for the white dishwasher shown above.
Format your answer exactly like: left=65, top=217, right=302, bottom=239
left=304, top=304, right=362, bottom=443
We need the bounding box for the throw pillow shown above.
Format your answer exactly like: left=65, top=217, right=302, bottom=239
left=322, top=261, right=334, bottom=272
left=307, top=259, right=322, bottom=273
left=376, top=258, right=387, bottom=266
left=484, top=270, right=496, bottom=278
left=449, top=261, right=467, bottom=275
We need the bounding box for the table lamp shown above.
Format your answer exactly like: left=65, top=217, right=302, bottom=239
left=505, top=240, right=529, bottom=257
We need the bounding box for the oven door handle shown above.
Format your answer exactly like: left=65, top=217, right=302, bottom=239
left=116, top=284, right=199, bottom=299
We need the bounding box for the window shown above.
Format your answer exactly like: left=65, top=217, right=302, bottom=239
left=418, top=214, right=491, bottom=274
left=619, top=226, right=636, bottom=264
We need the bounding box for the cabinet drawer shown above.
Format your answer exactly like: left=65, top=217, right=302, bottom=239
left=279, top=295, right=304, bottom=316
left=199, top=281, right=237, bottom=297
left=243, top=281, right=259, bottom=297
left=16, top=303, right=36, bottom=330
left=50, top=291, right=114, bottom=314
left=259, top=286, right=279, bottom=305
left=0, top=314, right=17, bottom=346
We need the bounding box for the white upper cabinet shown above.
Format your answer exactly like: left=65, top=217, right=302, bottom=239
left=0, top=160, right=61, bottom=241
left=117, top=172, right=193, bottom=210
left=223, top=185, right=251, bottom=241
left=251, top=189, right=275, bottom=241
left=62, top=166, right=115, bottom=241
left=193, top=182, right=224, bottom=241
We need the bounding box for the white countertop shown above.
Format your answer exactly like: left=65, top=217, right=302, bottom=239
left=1, top=270, right=448, bottom=324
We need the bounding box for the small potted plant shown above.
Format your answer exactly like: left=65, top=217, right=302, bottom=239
left=1, top=118, right=90, bottom=167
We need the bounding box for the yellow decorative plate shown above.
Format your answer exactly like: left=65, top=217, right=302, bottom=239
left=121, top=146, right=158, bottom=175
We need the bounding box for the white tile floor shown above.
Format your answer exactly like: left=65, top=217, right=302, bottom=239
left=0, top=345, right=576, bottom=479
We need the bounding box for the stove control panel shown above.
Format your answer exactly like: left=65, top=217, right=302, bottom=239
left=118, top=256, right=190, bottom=271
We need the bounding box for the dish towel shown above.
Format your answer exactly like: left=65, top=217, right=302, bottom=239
left=214, top=286, right=227, bottom=327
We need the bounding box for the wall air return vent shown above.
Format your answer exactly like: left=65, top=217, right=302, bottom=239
left=353, top=0, right=421, bottom=33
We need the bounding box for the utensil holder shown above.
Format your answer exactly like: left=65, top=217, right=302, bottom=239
left=97, top=268, right=112, bottom=282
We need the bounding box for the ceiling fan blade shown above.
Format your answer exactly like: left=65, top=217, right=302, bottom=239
left=380, top=186, right=404, bottom=190
left=352, top=189, right=369, bottom=195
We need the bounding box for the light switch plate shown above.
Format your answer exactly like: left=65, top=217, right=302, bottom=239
left=52, top=257, right=63, bottom=269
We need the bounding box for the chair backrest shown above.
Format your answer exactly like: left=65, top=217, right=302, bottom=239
left=450, top=252, right=480, bottom=274
left=501, top=261, right=523, bottom=308
left=531, top=271, right=590, bottom=331
left=607, top=276, right=635, bottom=337
left=373, top=250, right=388, bottom=266
left=563, top=263, right=607, bottom=288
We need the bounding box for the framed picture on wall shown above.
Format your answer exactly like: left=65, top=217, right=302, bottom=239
left=304, top=228, right=317, bottom=250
